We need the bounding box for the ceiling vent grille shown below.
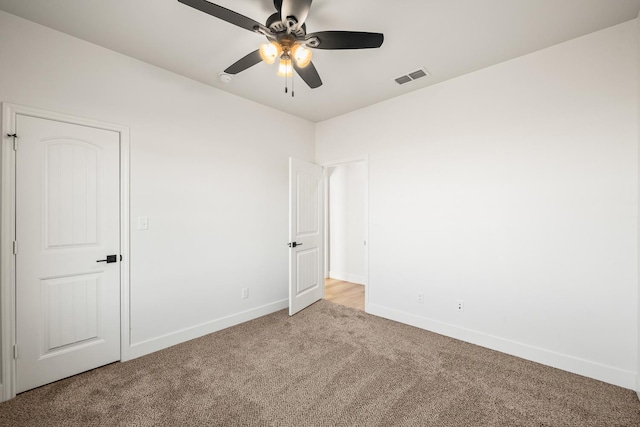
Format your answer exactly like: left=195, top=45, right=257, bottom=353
left=394, top=75, right=412, bottom=85
left=395, top=67, right=431, bottom=85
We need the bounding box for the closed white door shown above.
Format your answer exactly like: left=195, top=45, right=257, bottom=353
left=16, top=114, right=121, bottom=393
left=289, top=158, right=324, bottom=315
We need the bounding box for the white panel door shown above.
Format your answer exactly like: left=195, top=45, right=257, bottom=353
left=289, top=158, right=323, bottom=315
left=16, top=115, right=120, bottom=393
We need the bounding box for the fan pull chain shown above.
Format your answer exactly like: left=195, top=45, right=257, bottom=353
left=282, top=59, right=294, bottom=97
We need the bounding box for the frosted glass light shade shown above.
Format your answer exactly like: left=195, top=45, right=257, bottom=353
left=277, top=58, right=293, bottom=77
left=292, top=44, right=312, bottom=68
left=259, top=42, right=282, bottom=64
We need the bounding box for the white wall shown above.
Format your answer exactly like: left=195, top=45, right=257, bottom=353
left=317, top=20, right=639, bottom=389
left=328, top=163, right=366, bottom=284
left=0, top=8, right=314, bottom=379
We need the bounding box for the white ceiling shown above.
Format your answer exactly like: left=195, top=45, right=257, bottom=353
left=1, top=0, right=639, bottom=122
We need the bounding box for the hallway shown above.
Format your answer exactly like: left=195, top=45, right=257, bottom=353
left=324, top=278, right=364, bottom=311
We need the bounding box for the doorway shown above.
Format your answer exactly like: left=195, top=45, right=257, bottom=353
left=324, top=159, right=368, bottom=311
left=324, top=278, right=365, bottom=311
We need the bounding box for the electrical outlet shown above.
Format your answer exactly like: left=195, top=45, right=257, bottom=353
left=241, top=288, right=249, bottom=299
left=456, top=299, right=464, bottom=312
left=417, top=292, right=424, bottom=304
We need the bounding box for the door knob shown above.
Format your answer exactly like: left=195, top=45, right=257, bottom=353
left=288, top=242, right=303, bottom=248
left=96, top=255, right=117, bottom=263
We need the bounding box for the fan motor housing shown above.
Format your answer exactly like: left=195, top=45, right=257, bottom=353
left=266, top=12, right=306, bottom=38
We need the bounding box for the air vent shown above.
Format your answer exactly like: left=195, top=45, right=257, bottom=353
left=408, top=69, right=427, bottom=80
left=394, top=76, right=412, bottom=85
left=395, top=67, right=431, bottom=85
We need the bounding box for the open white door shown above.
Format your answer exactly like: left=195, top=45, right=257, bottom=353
left=289, top=158, right=324, bottom=315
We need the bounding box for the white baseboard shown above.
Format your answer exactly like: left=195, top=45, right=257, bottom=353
left=329, top=271, right=366, bottom=285
left=125, top=299, right=288, bottom=361
left=367, top=303, right=636, bottom=390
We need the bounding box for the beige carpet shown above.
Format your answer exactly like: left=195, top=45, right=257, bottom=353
left=1, top=300, right=639, bottom=426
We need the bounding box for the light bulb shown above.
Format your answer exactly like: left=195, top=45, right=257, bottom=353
left=277, top=58, right=293, bottom=77
left=259, top=42, right=282, bottom=65
left=292, top=44, right=312, bottom=68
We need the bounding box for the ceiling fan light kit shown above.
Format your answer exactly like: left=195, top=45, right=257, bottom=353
left=277, top=58, right=293, bottom=77
left=291, top=44, right=312, bottom=68
left=259, top=42, right=282, bottom=65
left=178, top=0, right=384, bottom=93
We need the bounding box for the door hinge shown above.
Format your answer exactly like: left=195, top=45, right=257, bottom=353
left=12, top=240, right=17, bottom=255
left=7, top=133, right=17, bottom=151
left=13, top=344, right=18, bottom=359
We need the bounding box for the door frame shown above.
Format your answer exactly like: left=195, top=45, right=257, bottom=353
left=322, top=156, right=369, bottom=311
left=0, top=103, right=131, bottom=401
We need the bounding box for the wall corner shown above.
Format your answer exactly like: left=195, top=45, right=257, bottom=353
left=636, top=10, right=640, bottom=399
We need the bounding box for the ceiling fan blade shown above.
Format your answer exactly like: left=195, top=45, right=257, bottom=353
left=294, top=61, right=322, bottom=89
left=280, top=0, right=312, bottom=28
left=178, top=0, right=262, bottom=33
left=307, top=31, right=384, bottom=50
left=224, top=50, right=263, bottom=75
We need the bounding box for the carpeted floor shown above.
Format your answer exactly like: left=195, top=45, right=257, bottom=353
left=1, top=300, right=639, bottom=426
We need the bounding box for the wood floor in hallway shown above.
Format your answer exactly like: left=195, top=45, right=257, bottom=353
left=324, top=278, right=364, bottom=311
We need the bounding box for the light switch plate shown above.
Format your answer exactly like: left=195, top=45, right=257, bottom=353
left=138, top=216, right=149, bottom=230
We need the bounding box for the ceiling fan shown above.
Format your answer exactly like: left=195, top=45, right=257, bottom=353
left=178, top=0, right=384, bottom=90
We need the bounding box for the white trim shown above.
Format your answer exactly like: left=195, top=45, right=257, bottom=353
left=328, top=271, right=366, bottom=285
left=322, top=156, right=370, bottom=310
left=637, top=8, right=640, bottom=403
left=119, top=126, right=131, bottom=362
left=128, top=299, right=288, bottom=360
left=0, top=105, right=16, bottom=402
left=368, top=303, right=636, bottom=390
left=0, top=103, right=131, bottom=400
